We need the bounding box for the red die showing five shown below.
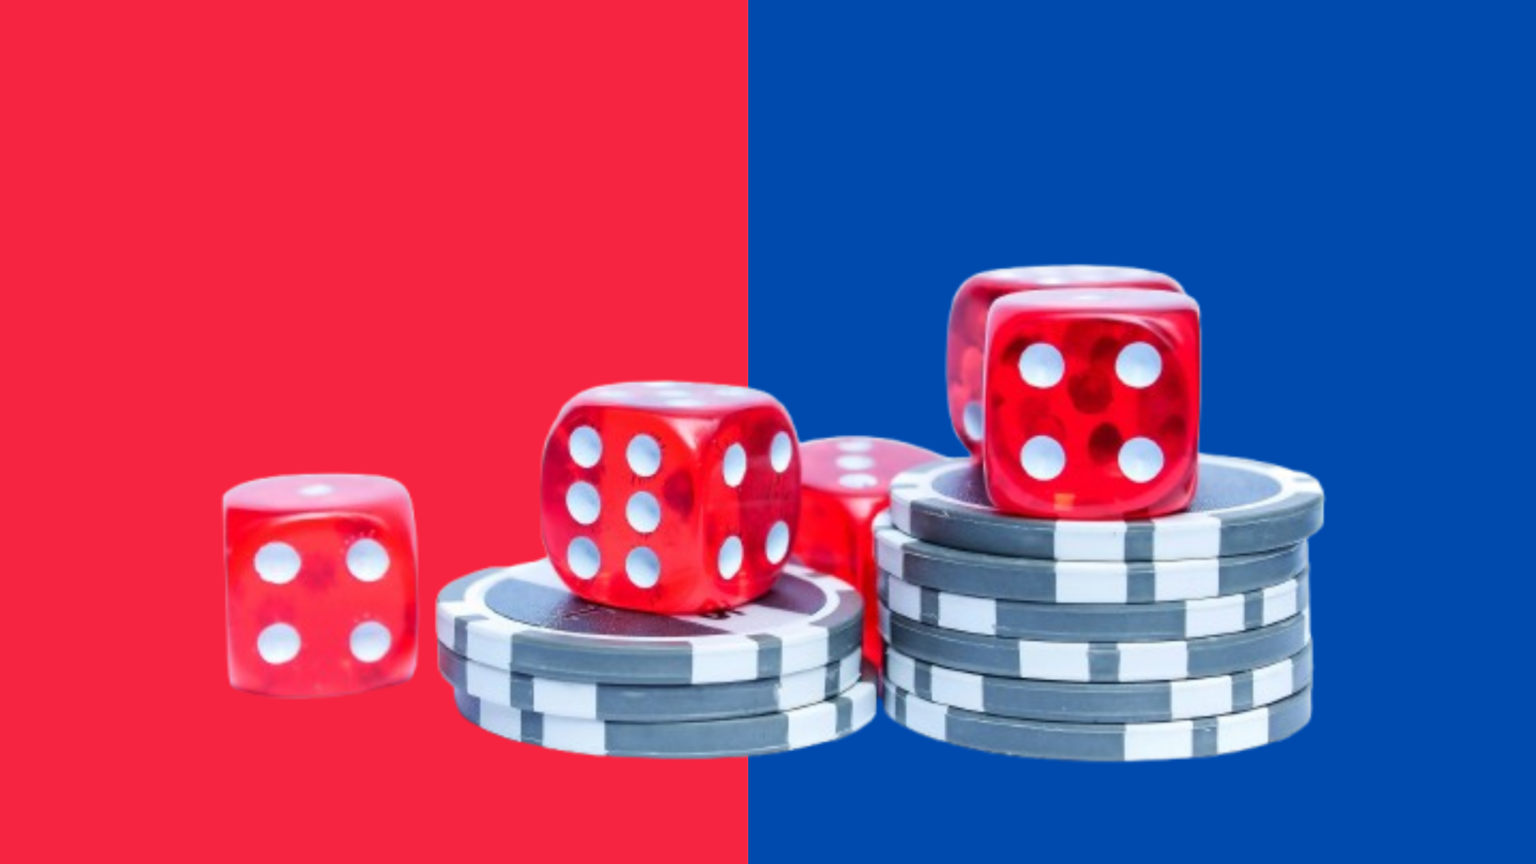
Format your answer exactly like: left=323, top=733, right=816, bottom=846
left=224, top=475, right=418, bottom=697
left=983, top=289, right=1201, bottom=520
left=793, top=437, right=941, bottom=668
left=947, top=266, right=1184, bottom=453
left=540, top=382, right=801, bottom=614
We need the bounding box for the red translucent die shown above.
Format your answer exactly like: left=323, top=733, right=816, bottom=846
left=224, top=475, right=418, bottom=697
left=540, top=382, right=801, bottom=614
left=983, top=289, right=1200, bottom=520
left=792, top=437, right=941, bottom=668
left=947, top=266, right=1184, bottom=453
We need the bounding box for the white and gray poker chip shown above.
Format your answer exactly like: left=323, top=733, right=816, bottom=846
left=438, top=642, right=863, bottom=723
left=888, top=455, right=1323, bottom=561
left=884, top=644, right=1313, bottom=723
left=882, top=678, right=1311, bottom=761
left=451, top=671, right=878, bottom=758
left=879, top=604, right=1309, bottom=682
left=437, top=560, right=862, bottom=685
left=879, top=568, right=1308, bottom=641
left=875, top=514, right=1307, bottom=603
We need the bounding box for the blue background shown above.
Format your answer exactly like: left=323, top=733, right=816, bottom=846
left=751, top=2, right=1529, bottom=859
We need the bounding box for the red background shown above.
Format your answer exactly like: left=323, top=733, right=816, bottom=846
left=1, top=3, right=748, bottom=859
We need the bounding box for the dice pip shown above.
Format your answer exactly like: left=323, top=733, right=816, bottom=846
left=224, top=475, right=418, bottom=696
left=792, top=437, right=941, bottom=667
left=540, top=382, right=801, bottom=614
left=983, top=288, right=1200, bottom=520
left=947, top=266, right=1183, bottom=452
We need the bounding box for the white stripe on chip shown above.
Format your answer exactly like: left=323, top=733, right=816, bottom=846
left=1154, top=558, right=1220, bottom=601
left=1153, top=513, right=1223, bottom=560
left=1019, top=641, right=1090, bottom=681
left=885, top=576, right=923, bottom=619
left=775, top=662, right=825, bottom=710
left=1117, top=641, right=1190, bottom=681
left=542, top=713, right=608, bottom=756
left=689, top=635, right=762, bottom=684
left=1056, top=561, right=1129, bottom=602
left=1125, top=719, right=1194, bottom=761
left=903, top=692, right=950, bottom=741
left=1184, top=594, right=1245, bottom=638
left=786, top=700, right=838, bottom=748
left=1251, top=657, right=1295, bottom=706
left=928, top=664, right=986, bottom=713
left=1054, top=521, right=1128, bottom=561
left=1217, top=706, right=1272, bottom=753
left=938, top=592, right=996, bottom=634
left=1263, top=580, right=1299, bottom=625
left=1170, top=675, right=1235, bottom=719
left=532, top=677, right=599, bottom=719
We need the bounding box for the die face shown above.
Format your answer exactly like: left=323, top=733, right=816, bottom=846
left=983, top=289, right=1200, bottom=520
left=792, top=437, right=941, bottom=667
left=224, top=475, right=417, bottom=697
left=540, top=382, right=801, bottom=614
left=947, top=266, right=1184, bottom=453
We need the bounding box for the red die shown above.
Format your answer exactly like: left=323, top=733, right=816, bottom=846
left=983, top=288, right=1201, bottom=520
left=540, top=382, right=801, bottom=614
left=947, top=266, right=1184, bottom=453
left=224, top=475, right=418, bottom=697
left=793, top=437, right=941, bottom=668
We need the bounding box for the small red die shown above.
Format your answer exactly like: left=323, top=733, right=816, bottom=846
left=793, top=437, right=941, bottom=668
left=947, top=266, right=1184, bottom=453
left=540, top=382, right=801, bottom=614
left=983, top=288, right=1200, bottom=520
left=224, top=475, right=418, bottom=697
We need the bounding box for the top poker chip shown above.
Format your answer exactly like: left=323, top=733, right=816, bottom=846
left=437, top=560, right=863, bottom=685
left=889, top=456, right=1323, bottom=562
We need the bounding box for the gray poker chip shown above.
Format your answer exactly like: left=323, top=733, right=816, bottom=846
left=451, top=671, right=877, bottom=758
left=879, top=604, right=1309, bottom=682
left=875, top=514, right=1307, bottom=603
left=437, top=560, right=862, bottom=685
left=884, top=644, right=1313, bottom=724
left=882, top=679, right=1311, bottom=761
left=888, top=455, right=1323, bottom=561
left=879, top=568, right=1308, bottom=642
left=438, top=642, right=863, bottom=723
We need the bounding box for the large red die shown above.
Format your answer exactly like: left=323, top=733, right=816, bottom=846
left=947, top=266, right=1183, bottom=452
left=224, top=475, right=418, bottom=697
left=983, top=288, right=1200, bottom=520
left=793, top=437, right=941, bottom=668
left=540, top=382, right=801, bottom=614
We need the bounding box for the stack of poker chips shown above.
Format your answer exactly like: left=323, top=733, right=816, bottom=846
left=434, top=560, right=876, bottom=758
left=874, top=455, right=1323, bottom=761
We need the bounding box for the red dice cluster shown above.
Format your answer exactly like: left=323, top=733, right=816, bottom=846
left=539, top=382, right=802, bottom=613
left=948, top=265, right=1201, bottom=519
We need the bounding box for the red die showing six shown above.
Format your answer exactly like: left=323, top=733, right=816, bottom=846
left=224, top=475, right=418, bottom=697
left=983, top=289, right=1201, bottom=520
left=540, top=382, right=801, bottom=614
left=947, top=266, right=1184, bottom=453
left=793, top=437, right=941, bottom=668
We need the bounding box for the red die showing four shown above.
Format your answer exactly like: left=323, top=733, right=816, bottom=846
left=540, top=382, right=801, bottom=614
left=224, top=475, right=418, bottom=697
left=947, top=266, right=1184, bottom=453
left=793, top=437, right=941, bottom=668
left=983, top=289, right=1201, bottom=520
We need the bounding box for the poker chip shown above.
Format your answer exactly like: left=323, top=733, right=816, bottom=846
left=437, top=560, right=863, bottom=685
left=882, top=678, right=1312, bottom=761
left=884, top=644, right=1313, bottom=724
left=879, top=568, right=1307, bottom=641
left=875, top=514, right=1307, bottom=603
left=451, top=671, right=878, bottom=758
left=879, top=603, right=1309, bottom=682
left=438, top=642, right=863, bottom=723
left=888, top=455, right=1323, bottom=561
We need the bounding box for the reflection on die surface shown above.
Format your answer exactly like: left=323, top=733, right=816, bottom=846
left=540, top=382, right=801, bottom=614
left=947, top=265, right=1183, bottom=453
left=983, top=288, right=1201, bottom=520
left=224, top=475, right=418, bottom=697
left=792, top=437, right=942, bottom=668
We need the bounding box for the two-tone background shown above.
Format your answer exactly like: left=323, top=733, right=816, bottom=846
left=2, top=3, right=1526, bottom=860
